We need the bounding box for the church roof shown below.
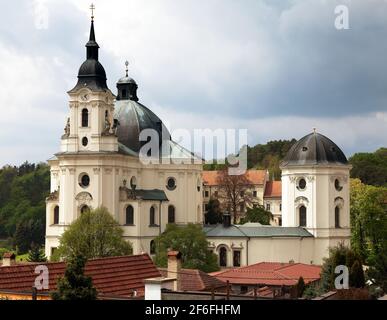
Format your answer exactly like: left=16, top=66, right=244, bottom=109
left=203, top=224, right=313, bottom=238
left=133, top=189, right=169, bottom=201
left=281, top=131, right=348, bottom=167
left=114, top=99, right=171, bottom=153
left=202, top=170, right=267, bottom=186
left=264, top=181, right=282, bottom=198
left=212, top=262, right=321, bottom=287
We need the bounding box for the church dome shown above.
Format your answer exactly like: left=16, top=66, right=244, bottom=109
left=114, top=99, right=171, bottom=153
left=281, top=131, right=348, bottom=167
left=78, top=59, right=107, bottom=79
left=117, top=76, right=137, bottom=84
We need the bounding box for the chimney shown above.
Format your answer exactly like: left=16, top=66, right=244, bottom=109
left=2, top=252, right=16, bottom=267
left=167, top=250, right=182, bottom=291
left=223, top=213, right=231, bottom=228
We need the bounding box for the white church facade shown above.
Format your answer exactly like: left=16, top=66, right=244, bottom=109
left=45, top=15, right=351, bottom=266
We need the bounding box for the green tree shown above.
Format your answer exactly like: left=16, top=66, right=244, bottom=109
left=349, top=148, right=387, bottom=187
left=295, top=277, right=306, bottom=298
left=154, top=223, right=219, bottom=273
left=205, top=198, right=222, bottom=225
left=367, top=248, right=387, bottom=294
left=0, top=162, right=49, bottom=244
left=350, top=260, right=365, bottom=288
left=27, top=243, right=47, bottom=263
left=53, top=207, right=132, bottom=261
left=240, top=206, right=273, bottom=225
left=51, top=255, right=97, bottom=300
left=13, top=218, right=44, bottom=254
left=320, top=243, right=364, bottom=292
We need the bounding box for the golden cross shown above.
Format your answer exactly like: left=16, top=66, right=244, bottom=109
left=90, top=3, right=95, bottom=20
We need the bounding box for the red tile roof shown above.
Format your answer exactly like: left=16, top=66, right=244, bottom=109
left=212, top=262, right=321, bottom=287
left=202, top=170, right=267, bottom=186
left=264, top=181, right=282, bottom=198
left=159, top=268, right=227, bottom=292
left=0, top=254, right=160, bottom=298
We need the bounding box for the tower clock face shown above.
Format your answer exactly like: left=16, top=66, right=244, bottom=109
left=81, top=93, right=89, bottom=101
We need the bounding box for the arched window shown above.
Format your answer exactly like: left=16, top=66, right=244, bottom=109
left=168, top=205, right=175, bottom=224
left=299, top=205, right=307, bottom=227
left=126, top=205, right=134, bottom=225
left=150, top=206, right=156, bottom=226
left=53, top=206, right=59, bottom=225
left=81, top=108, right=89, bottom=127
left=150, top=240, right=156, bottom=255
left=335, top=206, right=340, bottom=228
left=219, top=247, right=227, bottom=267
left=80, top=205, right=89, bottom=214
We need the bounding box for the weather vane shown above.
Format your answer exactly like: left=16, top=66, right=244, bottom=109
left=90, top=3, right=95, bottom=21
left=125, top=60, right=129, bottom=77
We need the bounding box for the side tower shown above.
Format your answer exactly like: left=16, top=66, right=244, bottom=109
left=45, top=15, right=119, bottom=258
left=280, top=131, right=351, bottom=255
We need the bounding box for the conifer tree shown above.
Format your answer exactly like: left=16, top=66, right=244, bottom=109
left=27, top=243, right=47, bottom=262
left=51, top=255, right=97, bottom=300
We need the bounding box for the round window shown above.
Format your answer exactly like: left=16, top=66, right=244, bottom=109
left=298, top=178, right=307, bottom=190
left=80, top=174, right=90, bottom=188
left=167, top=177, right=176, bottom=190
left=82, top=137, right=88, bottom=147
left=335, top=179, right=343, bottom=191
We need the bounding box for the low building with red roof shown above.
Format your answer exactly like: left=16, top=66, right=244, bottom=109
left=212, top=261, right=321, bottom=297
left=0, top=254, right=160, bottom=300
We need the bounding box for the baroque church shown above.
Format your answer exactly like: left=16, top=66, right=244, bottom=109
left=45, top=15, right=351, bottom=266
left=45, top=16, right=203, bottom=258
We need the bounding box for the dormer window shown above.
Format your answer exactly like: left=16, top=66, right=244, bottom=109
left=82, top=109, right=89, bottom=127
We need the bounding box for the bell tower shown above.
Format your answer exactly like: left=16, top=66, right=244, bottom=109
left=280, top=131, right=351, bottom=243
left=60, top=12, right=118, bottom=154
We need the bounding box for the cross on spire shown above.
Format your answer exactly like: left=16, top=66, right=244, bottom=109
left=90, top=3, right=95, bottom=21
left=125, top=60, right=129, bottom=77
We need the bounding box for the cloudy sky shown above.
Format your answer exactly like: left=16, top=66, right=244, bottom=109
left=0, top=0, right=386, bottom=166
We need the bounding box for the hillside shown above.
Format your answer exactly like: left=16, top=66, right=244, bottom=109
left=349, top=148, right=387, bottom=187
left=0, top=162, right=49, bottom=253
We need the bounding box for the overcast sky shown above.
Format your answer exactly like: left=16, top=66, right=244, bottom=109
left=0, top=0, right=386, bottom=166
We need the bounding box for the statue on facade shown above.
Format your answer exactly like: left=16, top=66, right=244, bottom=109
left=103, top=111, right=112, bottom=135
left=112, top=119, right=120, bottom=136
left=62, top=118, right=70, bottom=139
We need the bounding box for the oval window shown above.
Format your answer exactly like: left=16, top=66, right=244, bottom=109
left=298, top=178, right=306, bottom=190
left=80, top=174, right=90, bottom=188
left=167, top=177, right=176, bottom=191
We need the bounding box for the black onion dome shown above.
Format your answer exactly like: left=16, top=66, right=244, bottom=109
left=69, top=19, right=109, bottom=93
left=117, top=76, right=137, bottom=85
left=114, top=100, right=171, bottom=153
left=281, top=132, right=348, bottom=167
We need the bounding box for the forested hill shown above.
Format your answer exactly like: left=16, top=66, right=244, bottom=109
left=0, top=162, right=49, bottom=253
left=349, top=148, right=387, bottom=187
left=203, top=139, right=297, bottom=180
